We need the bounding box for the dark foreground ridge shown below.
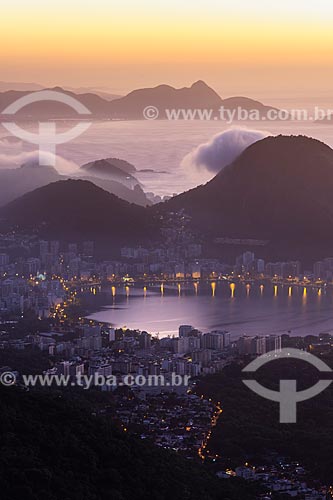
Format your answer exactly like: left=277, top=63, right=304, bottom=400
left=0, top=179, right=156, bottom=247
left=0, top=386, right=258, bottom=500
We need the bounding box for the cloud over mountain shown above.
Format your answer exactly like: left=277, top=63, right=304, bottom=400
left=182, top=127, right=271, bottom=173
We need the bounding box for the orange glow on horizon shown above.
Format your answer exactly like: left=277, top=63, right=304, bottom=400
left=1, top=1, right=332, bottom=92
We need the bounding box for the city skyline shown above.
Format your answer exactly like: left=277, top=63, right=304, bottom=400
left=1, top=2, right=333, bottom=498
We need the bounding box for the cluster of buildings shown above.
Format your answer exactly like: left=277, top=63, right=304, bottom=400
left=0, top=233, right=309, bottom=283
left=221, top=461, right=329, bottom=500
left=1, top=298, right=331, bottom=496
left=0, top=275, right=65, bottom=316
left=313, top=257, right=333, bottom=282
left=237, top=334, right=282, bottom=355
left=1, top=236, right=224, bottom=282
left=14, top=324, right=233, bottom=383
left=2, top=230, right=333, bottom=291
left=235, top=251, right=314, bottom=282
left=0, top=229, right=331, bottom=497
left=119, top=248, right=305, bottom=281
left=110, top=392, right=217, bottom=458
left=0, top=311, right=281, bottom=389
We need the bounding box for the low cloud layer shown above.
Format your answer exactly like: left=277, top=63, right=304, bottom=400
left=182, top=128, right=272, bottom=174
left=0, top=150, right=79, bottom=174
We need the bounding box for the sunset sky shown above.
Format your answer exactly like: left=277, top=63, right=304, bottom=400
left=1, top=0, right=332, bottom=99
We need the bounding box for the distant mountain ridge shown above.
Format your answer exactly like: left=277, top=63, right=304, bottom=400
left=0, top=159, right=150, bottom=207
left=108, top=80, right=222, bottom=119
left=104, top=80, right=279, bottom=120
left=0, top=81, right=43, bottom=91
left=0, top=81, right=278, bottom=120
left=0, top=86, right=108, bottom=118
left=0, top=81, right=120, bottom=99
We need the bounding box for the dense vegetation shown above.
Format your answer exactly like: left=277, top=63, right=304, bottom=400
left=197, top=357, right=333, bottom=484
left=0, top=386, right=259, bottom=500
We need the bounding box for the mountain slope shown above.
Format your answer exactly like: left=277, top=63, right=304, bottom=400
left=0, top=80, right=43, bottom=91
left=80, top=157, right=149, bottom=205
left=0, top=179, right=155, bottom=244
left=79, top=174, right=149, bottom=206
left=221, top=96, right=278, bottom=114
left=0, top=86, right=108, bottom=118
left=0, top=387, right=257, bottom=500
left=87, top=157, right=137, bottom=174
left=109, top=81, right=278, bottom=119
left=0, top=164, right=60, bottom=207
left=3, top=135, right=333, bottom=261
left=0, top=162, right=149, bottom=207
left=81, top=158, right=139, bottom=186
left=108, top=80, right=222, bottom=119
left=159, top=135, right=333, bottom=259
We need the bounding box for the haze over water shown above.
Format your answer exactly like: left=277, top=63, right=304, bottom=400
left=2, top=119, right=332, bottom=198
left=58, top=120, right=333, bottom=197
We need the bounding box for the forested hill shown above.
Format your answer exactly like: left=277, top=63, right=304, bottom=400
left=0, top=386, right=258, bottom=500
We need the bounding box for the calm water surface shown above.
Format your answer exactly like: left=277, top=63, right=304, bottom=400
left=86, top=282, right=333, bottom=339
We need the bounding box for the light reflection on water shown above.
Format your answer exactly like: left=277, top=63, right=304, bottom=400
left=86, top=282, right=333, bottom=339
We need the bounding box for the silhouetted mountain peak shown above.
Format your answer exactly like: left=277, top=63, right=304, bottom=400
left=222, top=134, right=332, bottom=177
left=161, top=135, right=333, bottom=260
left=81, top=157, right=136, bottom=175
left=46, top=86, right=66, bottom=93
left=0, top=82, right=278, bottom=120
left=191, top=80, right=211, bottom=89
left=1, top=179, right=154, bottom=246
